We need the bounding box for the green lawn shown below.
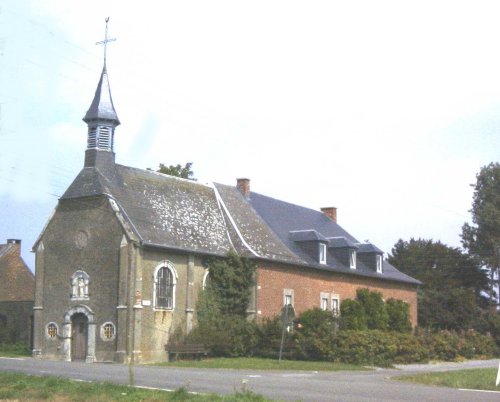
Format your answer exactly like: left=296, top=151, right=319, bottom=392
left=394, top=368, right=500, bottom=391
left=155, top=357, right=369, bottom=371
left=0, top=372, right=272, bottom=401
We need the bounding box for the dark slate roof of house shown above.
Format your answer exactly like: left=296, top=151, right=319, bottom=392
left=0, top=242, right=35, bottom=302
left=55, top=163, right=419, bottom=285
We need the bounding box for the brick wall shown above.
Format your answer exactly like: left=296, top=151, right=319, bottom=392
left=256, top=261, right=418, bottom=327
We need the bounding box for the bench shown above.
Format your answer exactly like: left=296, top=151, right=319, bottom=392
left=165, top=343, right=209, bottom=361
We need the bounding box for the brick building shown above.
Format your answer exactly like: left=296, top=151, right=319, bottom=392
left=32, top=43, right=419, bottom=364
left=0, top=239, right=35, bottom=345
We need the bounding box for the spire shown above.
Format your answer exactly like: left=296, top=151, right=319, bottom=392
left=83, top=18, right=119, bottom=166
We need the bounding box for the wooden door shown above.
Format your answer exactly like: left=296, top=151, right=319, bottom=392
left=71, top=313, right=88, bottom=361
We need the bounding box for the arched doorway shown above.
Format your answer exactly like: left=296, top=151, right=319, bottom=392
left=71, top=313, right=88, bottom=361
left=62, top=305, right=96, bottom=362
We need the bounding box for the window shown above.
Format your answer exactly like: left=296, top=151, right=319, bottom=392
left=71, top=270, right=89, bottom=300
left=349, top=250, right=357, bottom=269
left=46, top=322, right=58, bottom=339
left=283, top=289, right=294, bottom=307
left=319, top=243, right=327, bottom=264
left=321, top=297, right=329, bottom=310
left=154, top=262, right=176, bottom=310
left=100, top=322, right=116, bottom=341
left=331, top=296, right=340, bottom=316
left=376, top=254, right=383, bottom=273
left=202, top=270, right=210, bottom=290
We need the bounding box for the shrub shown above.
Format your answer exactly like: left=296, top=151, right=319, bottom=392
left=340, top=299, right=367, bottom=330
left=295, top=308, right=336, bottom=360
left=356, top=289, right=389, bottom=330
left=386, top=298, right=412, bottom=333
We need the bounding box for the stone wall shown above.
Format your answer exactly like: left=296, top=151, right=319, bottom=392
left=0, top=301, right=33, bottom=345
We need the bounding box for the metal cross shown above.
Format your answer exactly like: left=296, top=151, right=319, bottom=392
left=96, top=17, right=116, bottom=63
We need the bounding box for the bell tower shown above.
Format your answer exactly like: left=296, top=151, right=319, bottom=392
left=83, top=18, right=120, bottom=168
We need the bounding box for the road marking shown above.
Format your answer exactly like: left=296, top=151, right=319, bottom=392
left=248, top=375, right=262, bottom=378
left=70, top=378, right=91, bottom=383
left=460, top=388, right=500, bottom=394
left=0, top=357, right=25, bottom=360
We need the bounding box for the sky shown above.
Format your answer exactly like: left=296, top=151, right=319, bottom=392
left=0, top=1, right=499, bottom=272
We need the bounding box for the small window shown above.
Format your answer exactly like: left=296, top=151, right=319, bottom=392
left=332, top=297, right=340, bottom=316
left=349, top=250, right=357, bottom=269
left=321, top=297, right=329, bottom=310
left=283, top=289, right=294, bottom=307
left=376, top=254, right=383, bottom=273
left=100, top=322, right=116, bottom=341
left=46, top=322, right=58, bottom=339
left=319, top=243, right=327, bottom=264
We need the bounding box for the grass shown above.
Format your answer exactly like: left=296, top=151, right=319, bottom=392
left=155, top=356, right=369, bottom=371
left=0, top=371, right=272, bottom=401
left=0, top=343, right=31, bottom=357
left=394, top=368, right=500, bottom=391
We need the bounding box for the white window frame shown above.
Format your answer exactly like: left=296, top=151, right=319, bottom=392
left=376, top=254, right=383, bottom=273
left=319, top=243, right=327, bottom=264
left=153, top=261, right=178, bottom=310
left=349, top=250, right=357, bottom=269
left=283, top=289, right=294, bottom=307
left=202, top=269, right=210, bottom=290
left=331, top=295, right=340, bottom=316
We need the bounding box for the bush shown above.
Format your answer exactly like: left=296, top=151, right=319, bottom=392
left=356, top=289, right=389, bottom=330
left=294, top=309, right=336, bottom=360
left=340, top=299, right=367, bottom=330
left=386, top=298, right=412, bottom=333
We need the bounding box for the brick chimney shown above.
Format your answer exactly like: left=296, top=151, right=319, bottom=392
left=236, top=178, right=250, bottom=199
left=7, top=239, right=21, bottom=255
left=321, top=207, right=337, bottom=222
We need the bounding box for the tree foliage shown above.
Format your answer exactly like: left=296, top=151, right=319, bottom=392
left=155, top=162, right=196, bottom=180
left=203, top=250, right=256, bottom=317
left=388, top=238, right=488, bottom=304
left=385, top=298, right=412, bottom=333
left=461, top=162, right=500, bottom=304
left=356, top=288, right=389, bottom=330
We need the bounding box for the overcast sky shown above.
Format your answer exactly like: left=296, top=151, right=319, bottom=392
left=1, top=1, right=499, bottom=271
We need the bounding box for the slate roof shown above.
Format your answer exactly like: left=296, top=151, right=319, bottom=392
left=55, top=163, right=419, bottom=285
left=83, top=65, right=120, bottom=125
left=0, top=242, right=35, bottom=302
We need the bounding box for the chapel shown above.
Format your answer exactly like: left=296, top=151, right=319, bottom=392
left=32, top=23, right=419, bottom=363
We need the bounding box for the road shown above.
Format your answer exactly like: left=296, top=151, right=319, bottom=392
left=1, top=357, right=499, bottom=401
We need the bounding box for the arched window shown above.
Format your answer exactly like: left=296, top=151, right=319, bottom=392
left=202, top=270, right=210, bottom=290
left=71, top=270, right=90, bottom=300
left=154, top=262, right=176, bottom=310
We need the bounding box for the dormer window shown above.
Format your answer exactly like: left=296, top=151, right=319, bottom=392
left=349, top=250, right=356, bottom=269
left=376, top=254, right=383, bottom=273
left=319, top=243, right=327, bottom=265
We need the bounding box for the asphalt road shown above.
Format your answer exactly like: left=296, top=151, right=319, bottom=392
left=1, top=357, right=499, bottom=401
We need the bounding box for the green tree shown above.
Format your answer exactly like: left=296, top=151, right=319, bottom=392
left=388, top=238, right=488, bottom=305
left=204, top=250, right=256, bottom=317
left=154, top=162, right=196, bottom=180
left=461, top=162, right=500, bottom=307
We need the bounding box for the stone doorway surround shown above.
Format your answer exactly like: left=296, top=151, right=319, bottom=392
left=62, top=305, right=96, bottom=363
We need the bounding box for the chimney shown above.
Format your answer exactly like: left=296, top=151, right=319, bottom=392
left=7, top=239, right=21, bottom=255
left=236, top=178, right=250, bottom=199
left=321, top=207, right=337, bottom=222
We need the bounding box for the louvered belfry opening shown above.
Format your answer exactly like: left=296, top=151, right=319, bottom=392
left=87, top=125, right=114, bottom=151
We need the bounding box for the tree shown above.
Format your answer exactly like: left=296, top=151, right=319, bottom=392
left=203, top=250, right=256, bottom=317
left=356, top=288, right=389, bottom=330
left=388, top=238, right=489, bottom=329
left=385, top=298, right=412, bottom=333
left=461, top=162, right=500, bottom=307
left=389, top=238, right=488, bottom=304
left=154, top=162, right=196, bottom=180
